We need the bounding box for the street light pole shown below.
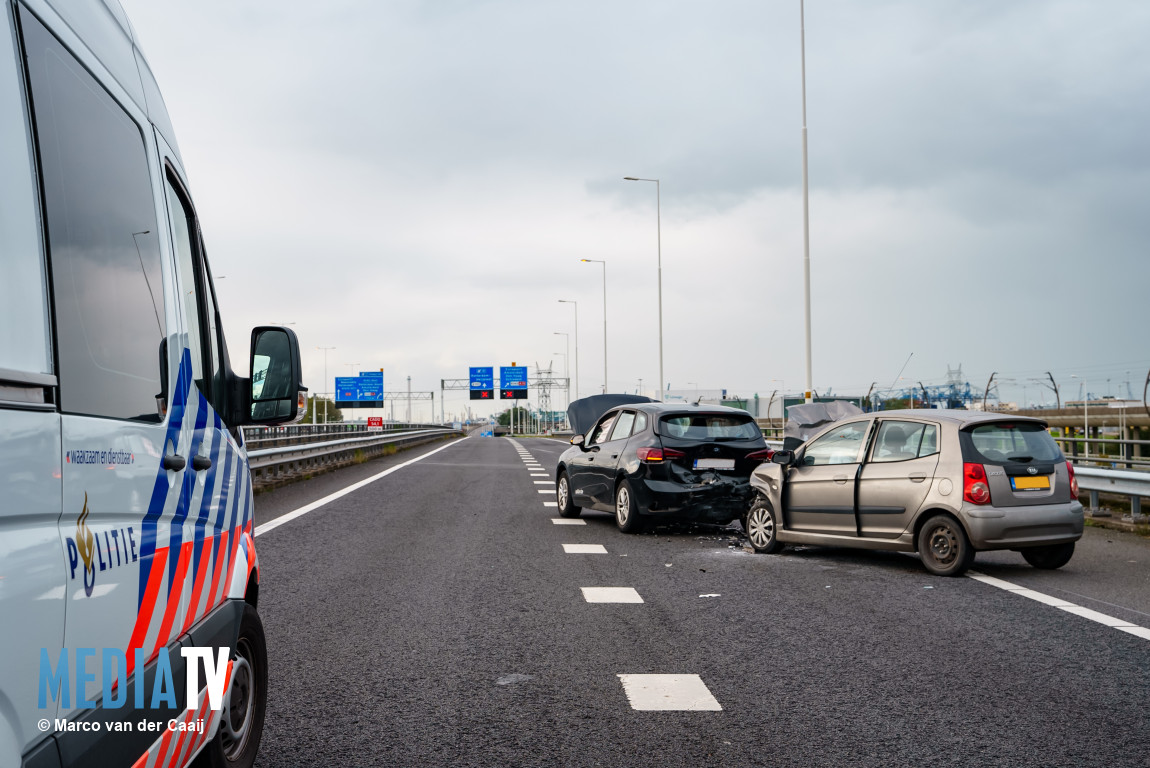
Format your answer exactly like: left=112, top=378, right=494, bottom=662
left=799, top=0, right=813, bottom=404
left=316, top=346, right=335, bottom=424
left=581, top=258, right=608, bottom=393
left=623, top=176, right=663, bottom=397
left=1072, top=375, right=1090, bottom=459
left=555, top=331, right=570, bottom=427
left=559, top=300, right=579, bottom=399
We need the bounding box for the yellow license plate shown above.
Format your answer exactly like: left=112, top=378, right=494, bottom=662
left=1012, top=476, right=1050, bottom=490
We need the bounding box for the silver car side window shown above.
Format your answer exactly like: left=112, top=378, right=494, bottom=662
left=871, top=422, right=940, bottom=463
left=802, top=422, right=869, bottom=466
left=918, top=424, right=939, bottom=457
left=872, top=421, right=923, bottom=463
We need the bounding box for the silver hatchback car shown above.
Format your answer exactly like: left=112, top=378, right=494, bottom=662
left=746, top=410, right=1084, bottom=576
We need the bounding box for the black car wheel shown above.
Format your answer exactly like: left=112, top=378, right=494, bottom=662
left=556, top=471, right=581, bottom=518
left=917, top=514, right=974, bottom=577
left=745, top=500, right=784, bottom=554
left=615, top=480, right=643, bottom=533
left=1021, top=542, right=1075, bottom=569
left=194, top=603, right=267, bottom=768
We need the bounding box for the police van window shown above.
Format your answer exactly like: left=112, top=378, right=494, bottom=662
left=165, top=177, right=206, bottom=392
left=167, top=173, right=229, bottom=416
left=21, top=12, right=165, bottom=421
left=0, top=11, right=51, bottom=377
left=200, top=254, right=228, bottom=414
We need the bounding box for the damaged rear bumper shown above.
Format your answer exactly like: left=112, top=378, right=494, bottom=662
left=633, top=477, right=754, bottom=523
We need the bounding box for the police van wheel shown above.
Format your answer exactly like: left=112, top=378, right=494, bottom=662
left=195, top=603, right=267, bottom=768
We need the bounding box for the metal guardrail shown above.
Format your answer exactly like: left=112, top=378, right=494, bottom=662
left=244, top=426, right=461, bottom=487
left=242, top=422, right=435, bottom=448
left=1054, top=436, right=1150, bottom=470
left=241, top=424, right=1148, bottom=521
left=1074, top=466, right=1148, bottom=520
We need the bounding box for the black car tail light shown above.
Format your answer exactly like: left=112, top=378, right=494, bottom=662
left=745, top=448, right=775, bottom=463
left=637, top=447, right=686, bottom=462
left=963, top=463, right=991, bottom=505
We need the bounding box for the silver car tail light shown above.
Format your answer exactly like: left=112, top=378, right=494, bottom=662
left=963, top=462, right=991, bottom=505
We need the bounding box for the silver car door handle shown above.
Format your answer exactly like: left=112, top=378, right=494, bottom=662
left=909, top=472, right=927, bottom=483
left=834, top=475, right=848, bottom=484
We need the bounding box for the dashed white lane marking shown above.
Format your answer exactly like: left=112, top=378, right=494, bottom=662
left=582, top=587, right=644, bottom=603
left=255, top=439, right=465, bottom=537
left=967, top=572, right=1150, bottom=641
left=542, top=501, right=558, bottom=507
left=563, top=544, right=607, bottom=554
left=531, top=473, right=549, bottom=477
left=537, top=489, right=552, bottom=494
left=551, top=518, right=586, bottom=525
left=533, top=481, right=551, bottom=485
left=617, top=675, right=722, bottom=711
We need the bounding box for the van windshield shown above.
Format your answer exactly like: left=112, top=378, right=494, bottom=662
left=658, top=414, right=760, bottom=441
left=961, top=422, right=1063, bottom=464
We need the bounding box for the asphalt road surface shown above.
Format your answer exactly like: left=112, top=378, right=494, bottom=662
left=249, top=435, right=1150, bottom=767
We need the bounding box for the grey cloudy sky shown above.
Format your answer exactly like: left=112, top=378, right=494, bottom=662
left=118, top=0, right=1150, bottom=419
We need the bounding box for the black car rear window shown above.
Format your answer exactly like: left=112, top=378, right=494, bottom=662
left=961, top=422, right=1063, bottom=464
left=658, top=414, right=760, bottom=440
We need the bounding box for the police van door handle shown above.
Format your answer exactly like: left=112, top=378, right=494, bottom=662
left=192, top=455, right=213, bottom=471
left=162, top=453, right=186, bottom=472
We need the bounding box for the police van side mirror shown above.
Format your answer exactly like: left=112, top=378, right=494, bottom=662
left=247, top=326, right=307, bottom=425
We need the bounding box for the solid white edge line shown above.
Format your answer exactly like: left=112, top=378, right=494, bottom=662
left=967, top=571, right=1147, bottom=639
left=254, top=437, right=466, bottom=537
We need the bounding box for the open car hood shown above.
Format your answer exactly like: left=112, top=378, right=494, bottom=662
left=782, top=401, right=865, bottom=450
left=567, top=394, right=655, bottom=436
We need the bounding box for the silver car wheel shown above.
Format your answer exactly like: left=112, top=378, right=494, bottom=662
left=747, top=506, right=774, bottom=549
left=926, top=522, right=959, bottom=567
left=616, top=486, right=631, bottom=527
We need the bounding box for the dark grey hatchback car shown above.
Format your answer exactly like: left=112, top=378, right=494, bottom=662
left=556, top=402, right=772, bottom=531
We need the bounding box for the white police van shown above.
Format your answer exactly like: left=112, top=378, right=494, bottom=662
left=0, top=1, right=305, bottom=766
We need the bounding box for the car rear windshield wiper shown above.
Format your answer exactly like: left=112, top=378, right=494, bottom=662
left=711, top=436, right=750, bottom=442
left=1006, top=456, right=1033, bottom=462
